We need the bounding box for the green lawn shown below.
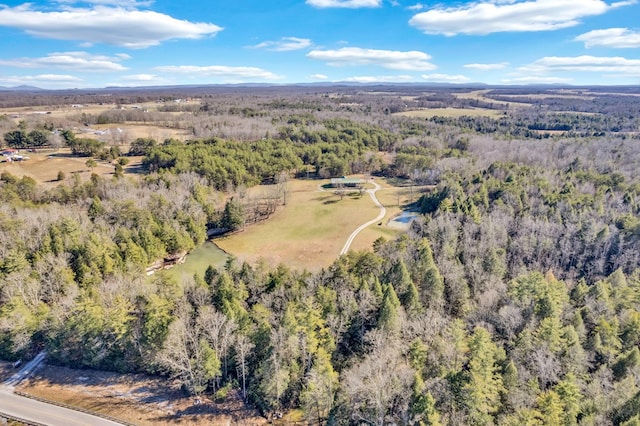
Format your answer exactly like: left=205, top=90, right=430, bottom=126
left=214, top=179, right=397, bottom=271
left=166, top=241, right=229, bottom=280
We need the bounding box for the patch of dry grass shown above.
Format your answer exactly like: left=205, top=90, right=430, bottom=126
left=19, top=364, right=265, bottom=426
left=0, top=149, right=116, bottom=188
left=214, top=178, right=409, bottom=271
left=395, top=107, right=505, bottom=118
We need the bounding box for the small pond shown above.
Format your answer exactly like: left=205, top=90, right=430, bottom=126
left=388, top=211, right=420, bottom=229
left=166, top=241, right=229, bottom=280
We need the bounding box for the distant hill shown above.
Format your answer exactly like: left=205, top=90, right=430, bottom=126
left=0, top=85, right=45, bottom=92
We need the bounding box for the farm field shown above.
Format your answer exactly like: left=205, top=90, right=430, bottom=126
left=1, top=101, right=197, bottom=144
left=214, top=178, right=409, bottom=271
left=0, top=149, right=117, bottom=187
left=395, top=107, right=505, bottom=118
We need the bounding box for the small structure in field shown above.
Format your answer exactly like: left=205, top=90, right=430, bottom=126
left=330, top=177, right=365, bottom=188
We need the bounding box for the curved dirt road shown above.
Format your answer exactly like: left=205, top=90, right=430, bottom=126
left=1, top=353, right=124, bottom=426
left=340, top=181, right=386, bottom=255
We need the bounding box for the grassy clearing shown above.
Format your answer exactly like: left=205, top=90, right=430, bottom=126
left=1, top=102, right=196, bottom=142
left=89, top=123, right=192, bottom=141
left=214, top=178, right=409, bottom=271
left=452, top=89, right=492, bottom=101
left=166, top=241, right=229, bottom=281
left=0, top=149, right=117, bottom=188
left=395, top=107, right=505, bottom=119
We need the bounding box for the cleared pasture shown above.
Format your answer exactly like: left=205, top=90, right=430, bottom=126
left=0, top=149, right=116, bottom=187
left=395, top=107, right=505, bottom=118
left=452, top=89, right=492, bottom=101
left=214, top=179, right=406, bottom=271
left=1, top=101, right=197, bottom=142
left=89, top=123, right=192, bottom=141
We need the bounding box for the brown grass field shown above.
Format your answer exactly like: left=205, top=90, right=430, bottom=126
left=395, top=107, right=505, bottom=118
left=1, top=101, right=196, bottom=142
left=0, top=149, right=117, bottom=188
left=19, top=364, right=265, bottom=426
left=214, top=178, right=413, bottom=271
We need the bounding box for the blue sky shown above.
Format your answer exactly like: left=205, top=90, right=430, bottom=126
left=0, top=0, right=638, bottom=89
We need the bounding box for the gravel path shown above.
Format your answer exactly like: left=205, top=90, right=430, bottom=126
left=339, top=181, right=386, bottom=255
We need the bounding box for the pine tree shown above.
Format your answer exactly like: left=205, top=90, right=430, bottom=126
left=415, top=238, right=444, bottom=309
left=378, top=284, right=401, bottom=334
left=410, top=373, right=442, bottom=426
left=537, top=390, right=564, bottom=425
left=301, top=347, right=338, bottom=425
left=462, top=327, right=505, bottom=425
left=555, top=373, right=582, bottom=425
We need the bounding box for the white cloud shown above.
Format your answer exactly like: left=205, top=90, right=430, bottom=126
left=464, top=62, right=509, bottom=70
left=310, top=74, right=329, bottom=80
left=154, top=65, right=282, bottom=81
left=0, top=4, right=222, bottom=48
left=306, top=0, right=381, bottom=8
left=0, top=73, right=84, bottom=88
left=409, top=0, right=633, bottom=36
left=407, top=3, right=424, bottom=11
left=307, top=47, right=436, bottom=71
left=421, top=73, right=471, bottom=83
left=251, top=37, right=312, bottom=51
left=0, top=51, right=128, bottom=72
left=501, top=76, right=573, bottom=84
left=343, top=75, right=415, bottom=83
left=121, top=74, right=160, bottom=82
left=522, top=55, right=640, bottom=75
left=575, top=28, right=640, bottom=48
left=55, top=0, right=154, bottom=8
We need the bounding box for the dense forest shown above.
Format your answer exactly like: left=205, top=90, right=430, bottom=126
left=1, top=86, right=640, bottom=425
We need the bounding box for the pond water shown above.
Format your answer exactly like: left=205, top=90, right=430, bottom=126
left=395, top=211, right=419, bottom=223
left=388, top=211, right=420, bottom=229
left=166, top=241, right=229, bottom=281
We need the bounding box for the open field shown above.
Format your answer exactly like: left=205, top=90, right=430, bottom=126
left=1, top=101, right=197, bottom=143
left=452, top=89, right=493, bottom=101
left=495, top=93, right=595, bottom=101
left=0, top=149, right=117, bottom=187
left=0, top=99, right=202, bottom=119
left=74, top=123, right=192, bottom=144
left=395, top=107, right=506, bottom=118
left=214, top=178, right=412, bottom=271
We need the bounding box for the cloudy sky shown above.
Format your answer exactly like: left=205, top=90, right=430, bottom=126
left=0, top=0, right=638, bottom=89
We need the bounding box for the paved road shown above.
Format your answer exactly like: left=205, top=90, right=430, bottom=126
left=1, top=353, right=124, bottom=426
left=340, top=181, right=386, bottom=255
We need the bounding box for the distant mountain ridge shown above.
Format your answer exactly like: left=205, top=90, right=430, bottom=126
left=2, top=82, right=640, bottom=95
left=0, top=85, right=46, bottom=91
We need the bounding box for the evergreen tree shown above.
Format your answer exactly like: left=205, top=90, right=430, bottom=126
left=221, top=199, right=244, bottom=231
left=378, top=284, right=401, bottom=334
left=410, top=373, right=442, bottom=426
left=462, top=327, right=505, bottom=425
